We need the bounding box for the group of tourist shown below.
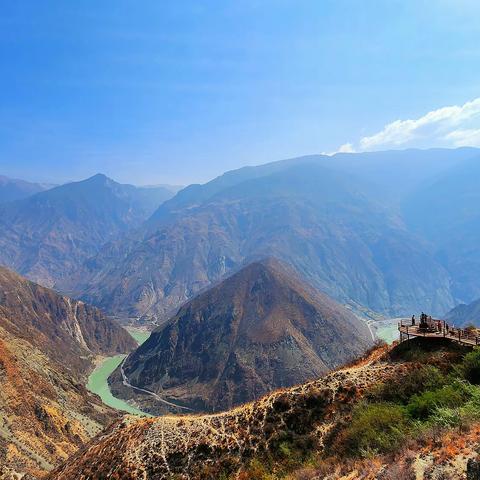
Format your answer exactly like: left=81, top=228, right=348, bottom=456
left=410, top=312, right=451, bottom=334
left=403, top=313, right=480, bottom=345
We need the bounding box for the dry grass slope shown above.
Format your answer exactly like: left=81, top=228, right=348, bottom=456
left=49, top=345, right=407, bottom=479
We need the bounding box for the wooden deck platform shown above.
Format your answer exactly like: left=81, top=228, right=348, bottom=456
left=398, top=321, right=480, bottom=348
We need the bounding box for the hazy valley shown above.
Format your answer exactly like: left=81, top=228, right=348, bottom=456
left=3, top=148, right=480, bottom=479
left=4, top=4, right=480, bottom=477
left=57, top=148, right=480, bottom=326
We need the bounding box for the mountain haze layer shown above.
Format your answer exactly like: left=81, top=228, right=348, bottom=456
left=404, top=157, right=480, bottom=304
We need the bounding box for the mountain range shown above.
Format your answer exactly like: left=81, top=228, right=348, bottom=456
left=2, top=147, right=480, bottom=478
left=0, top=266, right=136, bottom=477
left=111, top=259, right=373, bottom=413
left=64, top=149, right=480, bottom=325
left=2, top=147, right=480, bottom=326
left=0, top=174, right=177, bottom=287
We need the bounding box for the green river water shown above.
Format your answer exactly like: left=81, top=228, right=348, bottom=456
left=87, top=328, right=151, bottom=416
left=374, top=321, right=400, bottom=344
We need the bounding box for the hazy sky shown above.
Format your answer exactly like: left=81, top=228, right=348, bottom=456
left=1, top=1, right=480, bottom=185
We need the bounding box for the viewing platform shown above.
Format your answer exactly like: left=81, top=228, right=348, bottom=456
left=398, top=319, right=480, bottom=348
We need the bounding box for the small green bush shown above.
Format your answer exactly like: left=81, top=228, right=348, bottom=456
left=406, top=382, right=470, bottom=420
left=278, top=442, right=293, bottom=459
left=428, top=406, right=462, bottom=428
left=240, top=459, right=277, bottom=480
left=371, top=365, right=446, bottom=404
left=343, top=402, right=411, bottom=457
left=461, top=348, right=480, bottom=384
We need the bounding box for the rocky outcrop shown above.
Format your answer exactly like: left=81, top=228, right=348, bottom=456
left=112, top=259, right=373, bottom=413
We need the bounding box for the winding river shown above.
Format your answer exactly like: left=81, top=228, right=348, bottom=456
left=87, top=320, right=400, bottom=416
left=87, top=327, right=150, bottom=416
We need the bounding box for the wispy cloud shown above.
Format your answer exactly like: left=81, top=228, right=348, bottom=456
left=332, top=97, right=480, bottom=154
left=446, top=128, right=480, bottom=147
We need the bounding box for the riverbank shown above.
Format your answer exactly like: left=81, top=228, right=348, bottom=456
left=87, top=326, right=151, bottom=416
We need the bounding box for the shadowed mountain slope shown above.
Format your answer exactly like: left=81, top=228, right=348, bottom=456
left=113, top=259, right=373, bottom=413
left=0, top=267, right=136, bottom=477
left=0, top=174, right=175, bottom=287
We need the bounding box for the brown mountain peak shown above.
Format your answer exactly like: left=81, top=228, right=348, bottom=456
left=113, top=259, right=373, bottom=414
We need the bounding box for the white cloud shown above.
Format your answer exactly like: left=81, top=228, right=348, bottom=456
left=333, top=97, right=480, bottom=153
left=337, top=143, right=355, bottom=153
left=446, top=128, right=480, bottom=147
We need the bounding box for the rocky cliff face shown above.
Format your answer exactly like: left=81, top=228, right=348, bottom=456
left=0, top=174, right=175, bottom=287
left=69, top=162, right=453, bottom=324
left=113, top=259, right=373, bottom=413
left=0, top=267, right=136, bottom=477
left=0, top=266, right=136, bottom=371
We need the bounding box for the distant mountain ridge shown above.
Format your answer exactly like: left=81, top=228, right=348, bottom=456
left=446, top=298, right=480, bottom=328
left=0, top=174, right=54, bottom=203
left=112, top=259, right=373, bottom=413
left=66, top=153, right=460, bottom=324
left=0, top=173, right=176, bottom=287
left=150, top=147, right=478, bottom=221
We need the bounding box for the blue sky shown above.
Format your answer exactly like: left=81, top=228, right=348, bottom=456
left=1, top=0, right=480, bottom=185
